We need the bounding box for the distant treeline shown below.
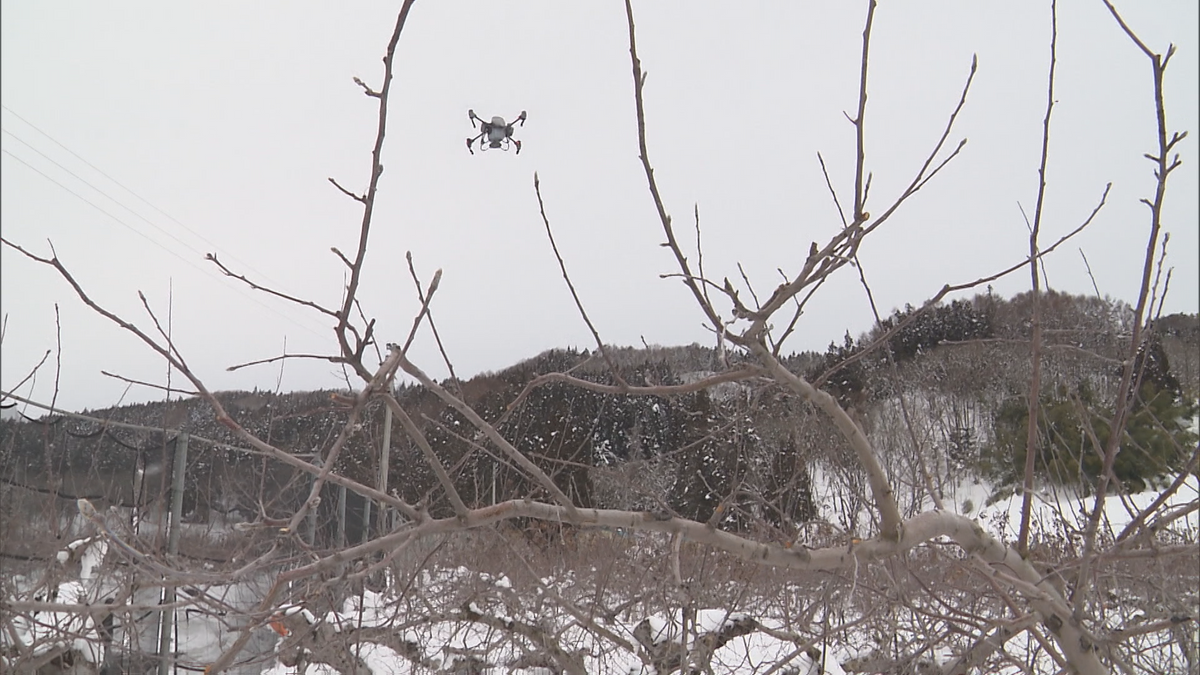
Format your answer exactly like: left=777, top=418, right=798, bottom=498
left=1, top=291, right=1195, bottom=552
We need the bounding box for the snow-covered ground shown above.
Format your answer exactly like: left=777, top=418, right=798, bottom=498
left=7, top=537, right=110, bottom=670
left=247, top=580, right=840, bottom=675
left=4, top=472, right=1197, bottom=674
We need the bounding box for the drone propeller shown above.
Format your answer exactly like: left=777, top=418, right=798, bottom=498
left=513, top=110, right=527, bottom=127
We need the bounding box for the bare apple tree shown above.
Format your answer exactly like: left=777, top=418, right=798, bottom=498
left=2, top=0, right=1195, bottom=673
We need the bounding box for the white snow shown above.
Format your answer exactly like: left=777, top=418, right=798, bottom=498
left=80, top=539, right=107, bottom=581
left=5, top=581, right=105, bottom=667
left=5, top=473, right=1195, bottom=674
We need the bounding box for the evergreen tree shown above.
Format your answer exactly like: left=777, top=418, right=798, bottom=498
left=988, top=378, right=1197, bottom=493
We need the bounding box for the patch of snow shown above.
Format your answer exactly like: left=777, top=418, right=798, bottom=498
left=5, top=580, right=105, bottom=667
left=80, top=539, right=107, bottom=581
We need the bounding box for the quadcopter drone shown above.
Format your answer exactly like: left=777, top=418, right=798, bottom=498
left=466, top=109, right=526, bottom=154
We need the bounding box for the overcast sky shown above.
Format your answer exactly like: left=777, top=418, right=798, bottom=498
left=2, top=1, right=1197, bottom=414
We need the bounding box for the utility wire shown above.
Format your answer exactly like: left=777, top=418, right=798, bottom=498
left=0, top=118, right=332, bottom=341
left=2, top=148, right=215, bottom=273
left=0, top=148, right=329, bottom=341
left=2, top=104, right=287, bottom=291
left=3, top=129, right=214, bottom=261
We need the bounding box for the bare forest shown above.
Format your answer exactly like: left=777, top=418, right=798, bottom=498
left=2, top=1, right=1198, bottom=674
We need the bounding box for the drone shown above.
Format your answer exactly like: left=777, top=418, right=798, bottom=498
left=466, top=109, right=526, bottom=154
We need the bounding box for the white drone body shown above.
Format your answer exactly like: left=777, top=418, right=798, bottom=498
left=467, top=109, right=526, bottom=154
left=486, top=117, right=507, bottom=145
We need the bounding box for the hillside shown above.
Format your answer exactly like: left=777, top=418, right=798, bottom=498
left=3, top=294, right=1195, bottom=565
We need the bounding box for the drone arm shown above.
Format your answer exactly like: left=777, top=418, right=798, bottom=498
left=513, top=110, right=527, bottom=127
left=466, top=132, right=485, bottom=154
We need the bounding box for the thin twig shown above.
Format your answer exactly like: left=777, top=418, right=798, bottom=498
left=694, top=204, right=728, bottom=366
left=205, top=252, right=339, bottom=319
left=854, top=260, right=943, bottom=511
left=815, top=184, right=1108, bottom=387
left=1018, top=0, right=1057, bottom=558
left=404, top=251, right=457, bottom=387
left=137, top=290, right=187, bottom=367
left=817, top=152, right=849, bottom=228
left=860, top=56, right=976, bottom=239
left=851, top=0, right=877, bottom=223
left=100, top=371, right=200, bottom=396
left=2, top=349, right=51, bottom=404
left=399, top=266, right=443, bottom=355
left=534, top=172, right=627, bottom=386
left=51, top=304, right=62, bottom=413
left=1079, top=249, right=1103, bottom=297
left=383, top=393, right=470, bottom=519
left=327, top=177, right=366, bottom=202
left=624, top=0, right=723, bottom=334
left=1146, top=232, right=1171, bottom=322
left=226, top=352, right=346, bottom=373
left=1075, top=0, right=1185, bottom=625
left=394, top=346, right=581, bottom=518
left=330, top=246, right=354, bottom=269
left=331, top=0, right=420, bottom=385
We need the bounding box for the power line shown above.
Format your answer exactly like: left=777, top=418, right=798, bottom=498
left=3, top=129, right=214, bottom=262
left=1, top=104, right=288, bottom=291
left=0, top=106, right=337, bottom=339
left=1, top=147, right=330, bottom=342
left=2, top=147, right=208, bottom=267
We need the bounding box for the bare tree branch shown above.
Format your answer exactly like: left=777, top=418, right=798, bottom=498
left=205, top=252, right=339, bottom=319
left=1018, top=0, right=1058, bottom=557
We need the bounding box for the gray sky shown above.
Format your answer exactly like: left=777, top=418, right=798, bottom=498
left=2, top=2, right=1197, bottom=414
